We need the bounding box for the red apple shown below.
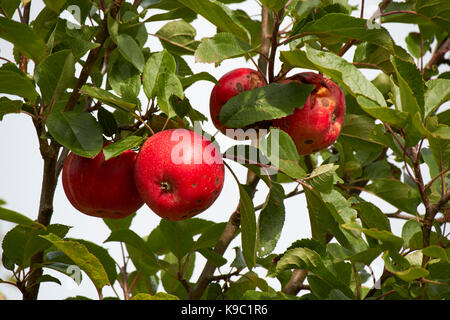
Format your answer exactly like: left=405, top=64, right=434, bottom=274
left=210, top=68, right=267, bottom=136
left=62, top=148, right=144, bottom=219
left=272, top=72, right=346, bottom=155
left=134, top=129, right=225, bottom=221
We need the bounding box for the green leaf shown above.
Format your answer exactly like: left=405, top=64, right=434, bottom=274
left=97, top=107, right=118, bottom=137
left=180, top=72, right=218, bottom=89
left=34, top=274, right=62, bottom=286
left=402, top=220, right=422, bottom=249
left=391, top=56, right=425, bottom=116
left=232, top=9, right=261, bottom=51
left=361, top=228, right=404, bottom=251
left=34, top=50, right=75, bottom=106
left=156, top=72, right=184, bottom=118
left=243, top=290, right=299, bottom=300
left=146, top=225, right=169, bottom=255
left=340, top=114, right=384, bottom=147
left=104, top=229, right=166, bottom=272
left=259, top=128, right=306, bottom=180
left=144, top=6, right=197, bottom=23
left=257, top=183, right=285, bottom=256
left=45, top=111, right=103, bottom=158
left=43, top=0, right=67, bottom=13
left=194, top=222, right=227, bottom=250
left=307, top=164, right=341, bottom=194
left=63, top=31, right=100, bottom=59
left=219, top=82, right=313, bottom=129
left=155, top=20, right=199, bottom=56
left=116, top=34, right=145, bottom=72
left=159, top=220, right=195, bottom=260
left=303, top=188, right=351, bottom=248
left=0, top=0, right=20, bottom=18
left=161, top=253, right=194, bottom=298
left=354, top=201, right=391, bottom=232
left=107, top=52, right=141, bottom=99
left=348, top=247, right=383, bottom=265
left=260, top=0, right=287, bottom=12
left=422, top=246, right=448, bottom=262
left=104, top=229, right=152, bottom=254
left=143, top=50, right=176, bottom=99
left=197, top=248, right=227, bottom=267
left=353, top=42, right=404, bottom=76
left=0, top=16, right=47, bottom=62
left=177, top=0, right=249, bottom=42
left=428, top=261, right=450, bottom=280
left=194, top=32, right=252, bottom=64
left=381, top=0, right=450, bottom=34
left=365, top=179, right=421, bottom=214
left=79, top=85, right=137, bottom=111
left=225, top=271, right=269, bottom=300
left=0, top=97, right=22, bottom=121
left=276, top=247, right=354, bottom=299
left=298, top=13, right=398, bottom=56
left=103, top=135, right=147, bottom=161
left=131, top=292, right=180, bottom=300
left=424, top=78, right=450, bottom=117
left=239, top=184, right=257, bottom=270
left=0, top=207, right=42, bottom=228
left=2, top=252, right=15, bottom=271
left=39, top=233, right=110, bottom=291
left=230, top=246, right=246, bottom=269
left=394, top=267, right=429, bottom=282
left=1, top=225, right=66, bottom=267
left=0, top=70, right=38, bottom=102
left=103, top=213, right=136, bottom=232
left=68, top=238, right=117, bottom=284
left=301, top=47, right=385, bottom=107
left=405, top=32, right=428, bottom=58
left=321, top=190, right=357, bottom=224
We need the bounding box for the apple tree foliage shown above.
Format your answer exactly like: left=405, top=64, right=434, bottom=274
left=0, top=0, right=449, bottom=300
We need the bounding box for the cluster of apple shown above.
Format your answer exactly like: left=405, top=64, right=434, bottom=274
left=62, top=129, right=225, bottom=221
left=210, top=68, right=346, bottom=155
left=62, top=68, right=345, bottom=221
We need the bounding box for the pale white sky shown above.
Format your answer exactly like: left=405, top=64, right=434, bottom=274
left=0, top=0, right=443, bottom=299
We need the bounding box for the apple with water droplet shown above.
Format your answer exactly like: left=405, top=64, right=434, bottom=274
left=273, top=72, right=346, bottom=155
left=134, top=129, right=225, bottom=221
left=210, top=68, right=267, bottom=137
left=62, top=147, right=144, bottom=219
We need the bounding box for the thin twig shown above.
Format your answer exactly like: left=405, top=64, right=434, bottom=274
left=278, top=32, right=312, bottom=47
left=425, top=37, right=450, bottom=74
left=385, top=211, right=419, bottom=222
left=209, top=269, right=243, bottom=282
left=383, top=123, right=417, bottom=184
left=360, top=0, right=365, bottom=18
left=268, top=11, right=283, bottom=83
left=375, top=289, right=397, bottom=300
left=247, top=53, right=266, bottom=79
left=0, top=57, right=14, bottom=64
left=338, top=39, right=358, bottom=57
left=0, top=5, right=8, bottom=18
left=254, top=188, right=304, bottom=211
left=148, top=33, right=196, bottom=53
left=258, top=6, right=271, bottom=76
left=424, top=168, right=450, bottom=191
left=421, top=278, right=450, bottom=287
